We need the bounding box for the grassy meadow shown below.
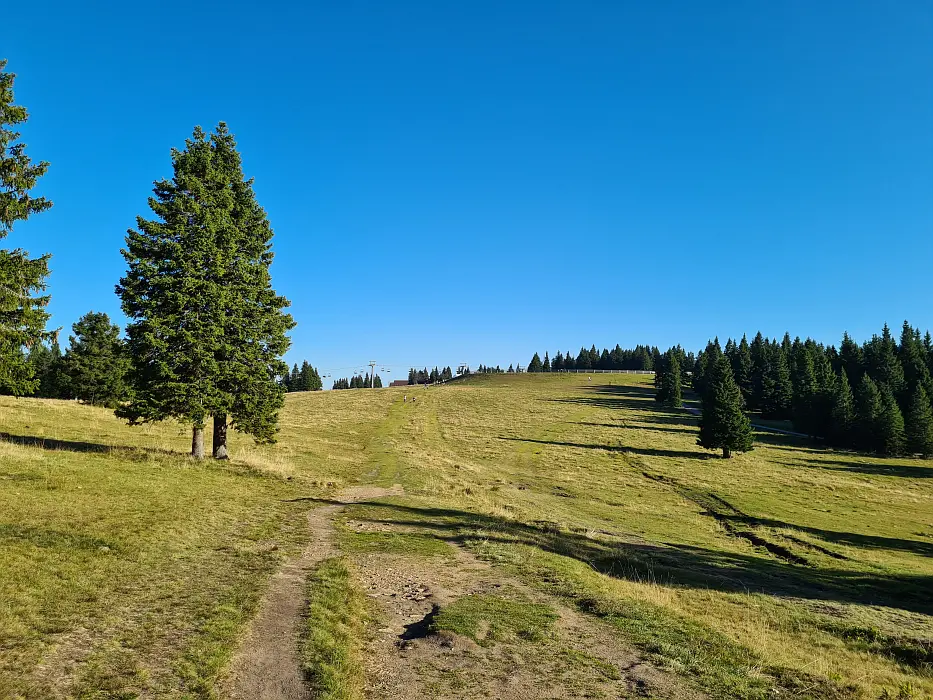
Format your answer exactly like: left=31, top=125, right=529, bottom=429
left=1, top=373, right=931, bottom=698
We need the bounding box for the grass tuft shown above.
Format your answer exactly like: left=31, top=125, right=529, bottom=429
left=431, top=594, right=557, bottom=646
left=301, top=557, right=365, bottom=700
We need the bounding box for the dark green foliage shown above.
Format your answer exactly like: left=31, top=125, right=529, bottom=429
left=828, top=370, right=855, bottom=447
left=26, top=340, right=63, bottom=398
left=731, top=335, right=753, bottom=403
left=863, top=324, right=906, bottom=399
left=655, top=351, right=682, bottom=408
left=791, top=343, right=817, bottom=435
left=697, top=356, right=754, bottom=458
left=527, top=352, right=543, bottom=373
left=904, top=384, right=933, bottom=457
left=877, top=386, right=905, bottom=456
left=542, top=352, right=550, bottom=372
left=60, top=312, right=130, bottom=408
left=854, top=375, right=883, bottom=453
left=759, top=342, right=792, bottom=419
left=0, top=60, right=53, bottom=396
left=116, top=124, right=293, bottom=454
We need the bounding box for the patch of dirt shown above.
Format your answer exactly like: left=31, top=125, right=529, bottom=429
left=354, top=540, right=703, bottom=699
left=222, top=484, right=403, bottom=700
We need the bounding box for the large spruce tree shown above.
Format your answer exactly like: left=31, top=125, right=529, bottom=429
left=828, top=369, right=855, bottom=447
left=905, top=384, right=933, bottom=457
left=60, top=312, right=130, bottom=407
left=697, top=355, right=754, bottom=458
left=117, top=124, right=293, bottom=459
left=0, top=60, right=53, bottom=397
left=877, top=386, right=905, bottom=456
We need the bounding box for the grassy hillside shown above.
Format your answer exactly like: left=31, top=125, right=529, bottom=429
left=1, top=374, right=931, bottom=698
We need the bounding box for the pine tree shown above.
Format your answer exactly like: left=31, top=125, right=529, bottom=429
left=899, top=321, right=933, bottom=405
left=60, top=312, right=130, bottom=408
left=904, top=384, right=933, bottom=457
left=734, top=335, right=753, bottom=403
left=863, top=324, right=906, bottom=399
left=854, top=374, right=883, bottom=453
left=0, top=60, right=53, bottom=397
left=117, top=124, right=293, bottom=459
left=877, top=385, right=905, bottom=456
left=656, top=352, right=682, bottom=408
left=563, top=351, right=574, bottom=371
left=27, top=339, right=63, bottom=398
left=543, top=351, right=551, bottom=372
left=829, top=369, right=855, bottom=447
left=697, top=356, right=754, bottom=458
left=791, top=343, right=817, bottom=434
left=528, top=352, right=543, bottom=373
left=760, top=343, right=792, bottom=419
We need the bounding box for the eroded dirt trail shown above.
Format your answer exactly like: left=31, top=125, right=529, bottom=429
left=349, top=525, right=703, bottom=699
left=222, top=485, right=402, bottom=700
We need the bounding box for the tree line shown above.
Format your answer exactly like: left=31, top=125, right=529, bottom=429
left=408, top=366, right=453, bottom=384
left=653, top=322, right=933, bottom=458
left=280, top=361, right=323, bottom=392
left=525, top=344, right=668, bottom=373
left=333, top=373, right=382, bottom=390
left=1, top=61, right=293, bottom=459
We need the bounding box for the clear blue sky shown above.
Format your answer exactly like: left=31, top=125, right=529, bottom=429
left=6, top=1, right=932, bottom=377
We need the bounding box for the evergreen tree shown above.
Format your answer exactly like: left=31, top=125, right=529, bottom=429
left=854, top=374, right=883, bottom=453
left=528, top=352, right=543, bottom=373
left=838, top=332, right=862, bottom=383
left=749, top=331, right=767, bottom=408
left=60, top=312, right=130, bottom=407
left=656, top=352, right=682, bottom=408
left=759, top=343, right=792, bottom=419
left=734, top=335, right=753, bottom=403
left=117, top=124, right=293, bottom=459
left=543, top=351, right=551, bottom=372
left=0, top=60, right=53, bottom=397
left=563, top=351, right=574, bottom=371
left=863, top=324, right=905, bottom=398
left=791, top=343, right=817, bottom=434
left=828, top=369, right=855, bottom=447
left=575, top=346, right=590, bottom=370
left=697, top=355, right=754, bottom=458
left=905, top=384, right=933, bottom=457
left=288, top=363, right=300, bottom=391
left=373, top=374, right=383, bottom=388
left=27, top=339, right=63, bottom=398
left=508, top=364, right=514, bottom=373
left=899, top=321, right=933, bottom=405
left=877, top=385, right=905, bottom=456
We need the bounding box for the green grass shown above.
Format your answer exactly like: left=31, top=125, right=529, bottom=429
left=300, top=557, right=365, bottom=700
left=430, top=594, right=557, bottom=646
left=2, top=375, right=933, bottom=698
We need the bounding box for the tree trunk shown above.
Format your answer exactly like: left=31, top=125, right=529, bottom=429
left=723, top=446, right=731, bottom=459
left=191, top=425, right=205, bottom=459
left=213, top=413, right=229, bottom=460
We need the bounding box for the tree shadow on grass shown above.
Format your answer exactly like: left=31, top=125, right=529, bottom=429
left=324, top=498, right=933, bottom=618
left=497, top=435, right=709, bottom=460
left=0, top=432, right=179, bottom=458
left=802, top=458, right=933, bottom=479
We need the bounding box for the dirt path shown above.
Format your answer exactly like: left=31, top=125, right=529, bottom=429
left=222, top=485, right=403, bottom=700
left=349, top=523, right=703, bottom=699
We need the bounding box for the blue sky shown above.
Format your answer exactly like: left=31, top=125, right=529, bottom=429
left=5, top=1, right=932, bottom=378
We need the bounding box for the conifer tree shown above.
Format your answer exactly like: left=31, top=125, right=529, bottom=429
left=27, top=339, right=63, bottom=398
left=563, top=351, right=575, bottom=371
left=697, top=355, right=753, bottom=458
left=0, top=60, right=53, bottom=397
left=829, top=369, right=855, bottom=447
left=656, top=352, right=682, bottom=408
left=60, top=312, right=130, bottom=408
left=877, top=386, right=905, bottom=456
left=854, top=374, right=882, bottom=453
left=760, top=343, right=792, bottom=419
left=905, top=384, right=933, bottom=457
left=508, top=364, right=514, bottom=373
left=117, top=124, right=293, bottom=459
left=543, top=351, right=551, bottom=372
left=734, top=335, right=753, bottom=403
left=791, top=344, right=817, bottom=434
left=528, top=352, right=543, bottom=373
